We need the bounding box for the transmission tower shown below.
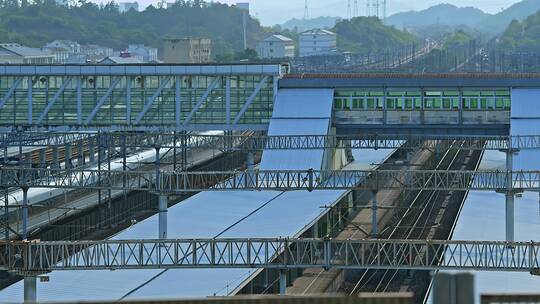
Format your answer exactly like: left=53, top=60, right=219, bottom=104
left=366, top=0, right=386, bottom=19
left=347, top=0, right=352, bottom=19
left=303, top=0, right=309, bottom=20
left=354, top=0, right=359, bottom=17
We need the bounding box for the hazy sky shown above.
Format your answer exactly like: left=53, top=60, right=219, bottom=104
left=119, top=0, right=526, bottom=25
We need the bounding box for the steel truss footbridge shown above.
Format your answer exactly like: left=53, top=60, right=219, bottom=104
left=3, top=64, right=540, bottom=301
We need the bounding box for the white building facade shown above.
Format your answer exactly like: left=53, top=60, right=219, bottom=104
left=42, top=40, right=81, bottom=63
left=256, top=34, right=295, bottom=59
left=127, top=44, right=158, bottom=62
left=299, top=29, right=337, bottom=57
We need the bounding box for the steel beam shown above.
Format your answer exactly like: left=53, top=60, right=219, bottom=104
left=233, top=76, right=269, bottom=125
left=4, top=133, right=534, bottom=150
left=2, top=168, right=540, bottom=193
left=182, top=77, right=220, bottom=126
left=135, top=76, right=172, bottom=125
left=2, top=238, right=539, bottom=273
left=0, top=77, right=22, bottom=110
left=36, top=77, right=73, bottom=124
left=84, top=77, right=122, bottom=125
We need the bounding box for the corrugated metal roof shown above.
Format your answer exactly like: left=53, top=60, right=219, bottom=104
left=0, top=44, right=53, bottom=58
left=264, top=34, right=294, bottom=42
left=300, top=29, right=336, bottom=36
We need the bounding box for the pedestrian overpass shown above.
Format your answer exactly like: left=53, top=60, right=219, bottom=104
left=2, top=65, right=539, bottom=136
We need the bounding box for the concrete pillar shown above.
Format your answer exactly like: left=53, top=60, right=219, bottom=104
left=455, top=273, right=475, bottom=304
left=247, top=152, right=255, bottom=187
left=38, top=149, right=46, bottom=177
left=52, top=146, right=59, bottom=169
left=279, top=269, right=287, bottom=295
left=23, top=276, right=36, bottom=303
left=433, top=273, right=453, bottom=304
left=88, top=138, right=95, bottom=164
left=77, top=140, right=84, bottom=166
left=158, top=195, right=168, bottom=239
left=22, top=187, right=29, bottom=240
left=506, top=150, right=515, bottom=242
left=371, top=191, right=378, bottom=238
left=64, top=143, right=72, bottom=169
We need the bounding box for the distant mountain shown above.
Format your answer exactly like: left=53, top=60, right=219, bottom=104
left=281, top=16, right=341, bottom=32
left=477, top=0, right=540, bottom=34
left=386, top=4, right=488, bottom=30
left=386, top=0, right=540, bottom=36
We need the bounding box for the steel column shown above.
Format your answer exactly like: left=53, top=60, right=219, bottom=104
left=247, top=152, right=255, bottom=187
left=506, top=150, right=515, bottom=242
left=38, top=149, right=46, bottom=177
left=88, top=137, right=95, bottom=164
left=126, top=76, right=132, bottom=124
left=27, top=77, right=32, bottom=125
left=175, top=76, right=182, bottom=128
left=371, top=190, right=378, bottom=238
left=76, top=77, right=82, bottom=125
left=23, top=276, right=36, bottom=303
left=226, top=76, right=231, bottom=124
left=22, top=187, right=28, bottom=240
left=158, top=195, right=168, bottom=239
left=64, top=143, right=72, bottom=169
left=279, top=269, right=287, bottom=295
left=52, top=146, right=59, bottom=169
left=77, top=140, right=84, bottom=166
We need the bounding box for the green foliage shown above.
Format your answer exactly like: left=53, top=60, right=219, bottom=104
left=498, top=11, right=540, bottom=52
left=332, top=17, right=419, bottom=53
left=443, top=30, right=474, bottom=49
left=0, top=0, right=268, bottom=58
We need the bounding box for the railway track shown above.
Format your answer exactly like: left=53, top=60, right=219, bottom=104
left=346, top=140, right=483, bottom=299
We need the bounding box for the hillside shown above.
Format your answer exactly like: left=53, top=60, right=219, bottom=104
left=333, top=17, right=419, bottom=53
left=0, top=1, right=268, bottom=59
left=477, top=0, right=540, bottom=34
left=386, top=0, right=540, bottom=36
left=386, top=4, right=487, bottom=30
left=281, top=16, right=341, bottom=32
left=498, top=10, right=540, bottom=52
